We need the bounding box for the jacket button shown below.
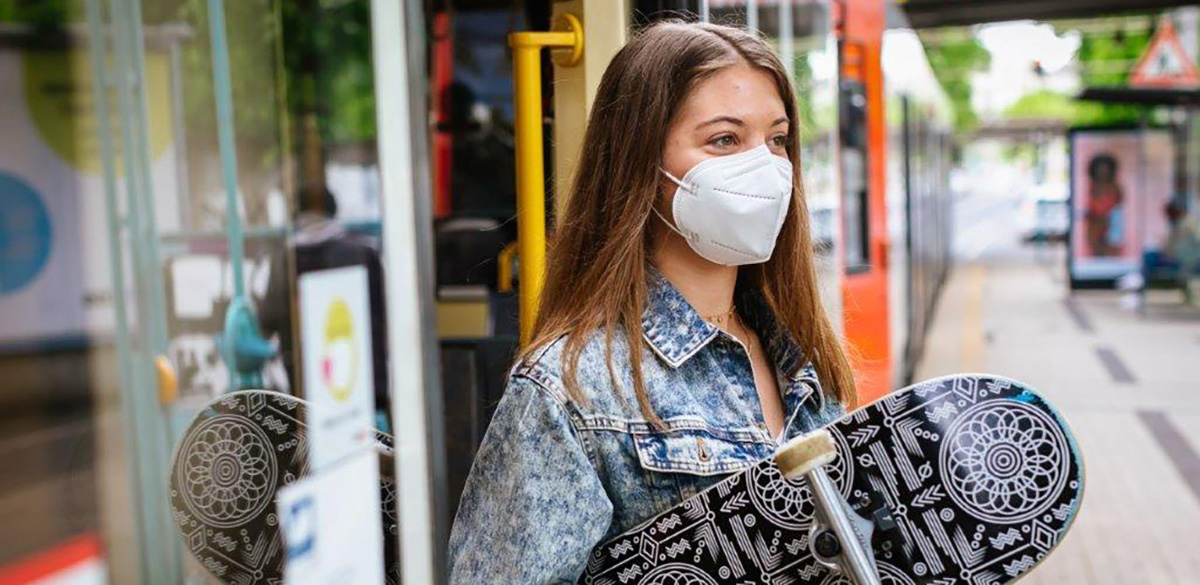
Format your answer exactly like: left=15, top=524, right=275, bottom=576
left=696, top=438, right=710, bottom=462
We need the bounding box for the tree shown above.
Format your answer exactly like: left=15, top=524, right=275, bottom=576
left=1004, top=90, right=1077, bottom=121
left=923, top=33, right=991, bottom=133
left=0, top=0, right=70, bottom=28
left=1056, top=21, right=1155, bottom=126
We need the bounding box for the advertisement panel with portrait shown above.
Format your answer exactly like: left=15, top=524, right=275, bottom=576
left=1068, top=128, right=1174, bottom=287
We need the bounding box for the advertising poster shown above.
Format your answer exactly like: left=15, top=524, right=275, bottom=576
left=1068, top=128, right=1174, bottom=287
left=0, top=45, right=182, bottom=346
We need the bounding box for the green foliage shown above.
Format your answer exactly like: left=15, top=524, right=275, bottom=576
left=1004, top=22, right=1177, bottom=128
left=0, top=0, right=376, bottom=169
left=1058, top=22, right=1155, bottom=126
left=1004, top=88, right=1155, bottom=128
left=1073, top=25, right=1152, bottom=86
left=175, top=0, right=284, bottom=157
left=923, top=34, right=991, bottom=133
left=0, top=0, right=179, bottom=31
left=1004, top=90, right=1076, bottom=121
left=279, top=0, right=375, bottom=144
left=0, top=0, right=72, bottom=27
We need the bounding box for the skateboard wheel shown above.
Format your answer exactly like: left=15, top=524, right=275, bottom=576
left=775, top=429, right=837, bottom=479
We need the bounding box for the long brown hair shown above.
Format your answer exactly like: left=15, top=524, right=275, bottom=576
left=520, top=20, right=857, bottom=423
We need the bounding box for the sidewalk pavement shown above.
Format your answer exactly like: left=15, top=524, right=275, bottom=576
left=916, top=246, right=1200, bottom=585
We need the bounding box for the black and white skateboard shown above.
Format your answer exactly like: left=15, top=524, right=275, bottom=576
left=168, top=390, right=399, bottom=585
left=579, top=374, right=1085, bottom=585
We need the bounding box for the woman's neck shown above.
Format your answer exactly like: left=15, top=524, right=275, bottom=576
left=651, top=235, right=738, bottom=318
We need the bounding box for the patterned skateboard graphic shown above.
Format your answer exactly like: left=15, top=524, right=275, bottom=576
left=580, top=375, right=1084, bottom=585
left=168, top=391, right=400, bottom=585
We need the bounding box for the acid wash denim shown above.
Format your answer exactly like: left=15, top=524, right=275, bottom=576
left=447, top=267, right=847, bottom=584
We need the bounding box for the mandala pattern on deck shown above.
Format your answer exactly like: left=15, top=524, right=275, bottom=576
left=940, top=400, right=1069, bottom=524
left=177, top=415, right=278, bottom=528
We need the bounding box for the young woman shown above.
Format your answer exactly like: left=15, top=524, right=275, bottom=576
left=448, top=20, right=857, bottom=583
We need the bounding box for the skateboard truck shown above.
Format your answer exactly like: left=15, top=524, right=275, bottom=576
left=856, top=483, right=909, bottom=564
left=776, top=430, right=882, bottom=585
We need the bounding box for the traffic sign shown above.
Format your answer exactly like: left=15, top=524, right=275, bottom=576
left=1131, top=20, right=1199, bottom=89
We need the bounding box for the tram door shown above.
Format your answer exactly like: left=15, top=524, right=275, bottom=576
left=0, top=0, right=445, bottom=583
left=837, top=0, right=892, bottom=404
left=428, top=0, right=850, bottom=485
left=431, top=2, right=843, bottom=579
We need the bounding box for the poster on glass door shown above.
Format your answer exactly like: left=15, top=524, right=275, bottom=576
left=0, top=41, right=185, bottom=346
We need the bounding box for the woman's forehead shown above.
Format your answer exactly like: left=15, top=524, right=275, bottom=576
left=678, top=65, right=786, bottom=126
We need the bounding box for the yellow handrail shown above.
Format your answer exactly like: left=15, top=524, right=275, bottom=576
left=497, top=241, right=518, bottom=293
left=509, top=14, right=583, bottom=346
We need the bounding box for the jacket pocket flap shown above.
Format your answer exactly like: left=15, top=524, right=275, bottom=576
left=633, top=430, right=767, bottom=476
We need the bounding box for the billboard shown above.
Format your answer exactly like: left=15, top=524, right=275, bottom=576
left=1068, top=128, right=1175, bottom=287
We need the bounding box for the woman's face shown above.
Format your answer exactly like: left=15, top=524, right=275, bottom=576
left=660, top=63, right=789, bottom=192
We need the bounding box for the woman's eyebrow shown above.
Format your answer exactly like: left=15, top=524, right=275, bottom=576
left=695, top=115, right=744, bottom=129
left=694, top=115, right=790, bottom=130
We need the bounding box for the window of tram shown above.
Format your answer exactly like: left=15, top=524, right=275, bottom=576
left=840, top=77, right=871, bottom=272
left=0, top=0, right=395, bottom=583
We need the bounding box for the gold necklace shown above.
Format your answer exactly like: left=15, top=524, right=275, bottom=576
left=704, top=307, right=753, bottom=355
left=702, top=305, right=736, bottom=327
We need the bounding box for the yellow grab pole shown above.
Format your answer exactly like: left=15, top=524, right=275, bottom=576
left=509, top=14, right=583, bottom=346
left=497, top=241, right=517, bottom=293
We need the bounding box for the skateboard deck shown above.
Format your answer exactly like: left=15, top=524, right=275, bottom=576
left=579, top=374, right=1085, bottom=585
left=168, top=390, right=400, bottom=585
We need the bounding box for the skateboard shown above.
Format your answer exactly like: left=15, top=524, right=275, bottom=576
left=168, top=390, right=400, bottom=585
left=579, top=374, right=1085, bottom=585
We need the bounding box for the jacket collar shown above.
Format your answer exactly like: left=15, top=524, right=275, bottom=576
left=640, top=265, right=720, bottom=368
left=641, top=264, right=808, bottom=382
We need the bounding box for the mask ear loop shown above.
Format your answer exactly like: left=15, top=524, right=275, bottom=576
left=652, top=167, right=691, bottom=239
left=659, top=166, right=689, bottom=190
left=651, top=206, right=686, bottom=238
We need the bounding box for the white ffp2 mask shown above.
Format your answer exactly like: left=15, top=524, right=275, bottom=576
left=655, top=144, right=793, bottom=266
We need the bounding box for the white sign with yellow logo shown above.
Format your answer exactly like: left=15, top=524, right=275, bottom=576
left=299, top=265, right=376, bottom=471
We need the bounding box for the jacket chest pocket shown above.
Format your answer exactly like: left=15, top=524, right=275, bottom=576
left=633, top=428, right=771, bottom=503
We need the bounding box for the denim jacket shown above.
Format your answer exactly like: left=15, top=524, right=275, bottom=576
left=447, top=267, right=847, bottom=583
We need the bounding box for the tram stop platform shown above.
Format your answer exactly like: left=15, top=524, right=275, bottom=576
left=916, top=243, right=1200, bottom=585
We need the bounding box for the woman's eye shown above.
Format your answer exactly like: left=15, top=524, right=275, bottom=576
left=710, top=134, right=736, bottom=148
left=770, top=135, right=787, bottom=147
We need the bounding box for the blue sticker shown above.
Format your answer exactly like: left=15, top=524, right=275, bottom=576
left=283, top=494, right=317, bottom=561
left=0, top=173, right=52, bottom=295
